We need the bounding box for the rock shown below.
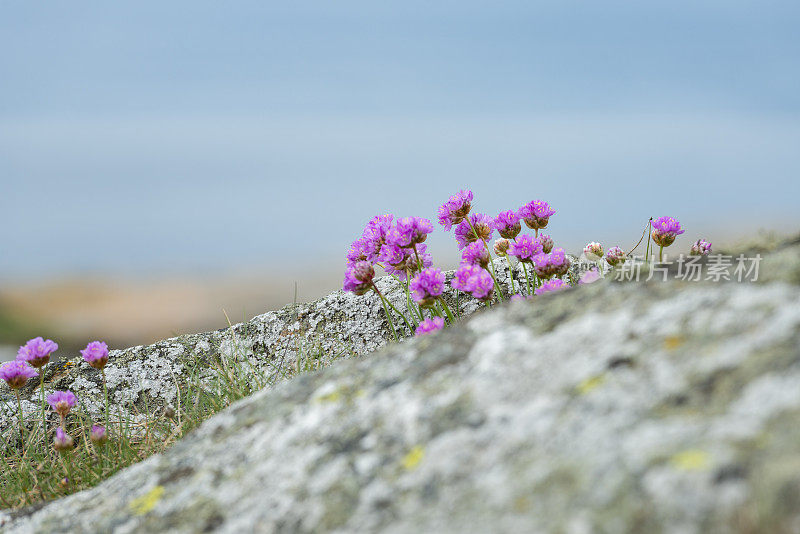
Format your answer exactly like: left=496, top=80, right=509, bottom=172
left=3, top=235, right=800, bottom=533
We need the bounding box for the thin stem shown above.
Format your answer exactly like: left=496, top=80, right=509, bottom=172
left=373, top=285, right=399, bottom=341
left=659, top=245, right=664, bottom=263
left=437, top=297, right=455, bottom=323
left=39, top=367, right=46, bottom=445
left=16, top=390, right=25, bottom=457
left=403, top=272, right=423, bottom=323
left=521, top=261, right=533, bottom=295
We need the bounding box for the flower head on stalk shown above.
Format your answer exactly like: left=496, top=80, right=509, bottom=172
left=519, top=200, right=555, bottom=230
left=53, top=427, right=74, bottom=452
left=345, top=237, right=371, bottom=266
left=90, top=425, right=107, bottom=445
left=415, top=317, right=445, bottom=336
left=454, top=213, right=493, bottom=249
left=690, top=239, right=712, bottom=256
left=461, top=241, right=490, bottom=268
left=494, top=239, right=510, bottom=257
left=47, top=390, right=78, bottom=417
left=535, top=278, right=569, bottom=295
left=605, top=246, right=626, bottom=266
left=381, top=243, right=433, bottom=281
left=532, top=248, right=571, bottom=279
left=493, top=210, right=521, bottom=239
left=16, top=337, right=58, bottom=368
left=410, top=268, right=445, bottom=307
left=343, top=261, right=375, bottom=296
left=360, top=214, right=394, bottom=261
left=437, top=190, right=473, bottom=230
left=387, top=217, right=434, bottom=248
left=507, top=234, right=543, bottom=264
left=538, top=234, right=554, bottom=253
left=451, top=264, right=494, bottom=300
left=81, top=341, right=109, bottom=370
left=651, top=216, right=684, bottom=247
left=0, top=360, right=38, bottom=389
left=583, top=242, right=604, bottom=261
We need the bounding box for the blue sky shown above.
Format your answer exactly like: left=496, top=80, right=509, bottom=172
left=2, top=1, right=799, bottom=278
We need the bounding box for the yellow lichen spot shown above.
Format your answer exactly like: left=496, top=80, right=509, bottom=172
left=129, top=485, right=165, bottom=515
left=401, top=445, right=425, bottom=470
left=316, top=390, right=341, bottom=403
left=671, top=450, right=710, bottom=471
left=663, top=335, right=685, bottom=351
left=576, top=374, right=605, bottom=395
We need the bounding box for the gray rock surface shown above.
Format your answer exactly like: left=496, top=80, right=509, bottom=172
left=3, top=235, right=800, bottom=533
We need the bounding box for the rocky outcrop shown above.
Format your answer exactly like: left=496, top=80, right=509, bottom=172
left=3, top=235, right=800, bottom=533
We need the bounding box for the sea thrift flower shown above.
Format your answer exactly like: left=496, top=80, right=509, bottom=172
left=47, top=390, right=78, bottom=417
left=451, top=264, right=494, bottom=300
left=437, top=189, right=473, bottom=230
left=410, top=268, right=445, bottom=307
left=507, top=234, right=543, bottom=264
left=53, top=427, right=74, bottom=452
left=519, top=200, right=555, bottom=230
left=510, top=294, right=533, bottom=302
left=415, top=317, right=445, bottom=336
left=690, top=239, right=712, bottom=256
left=605, top=246, right=626, bottom=266
left=579, top=268, right=602, bottom=285
left=461, top=241, right=490, bottom=268
left=651, top=216, right=685, bottom=247
left=343, top=261, right=374, bottom=295
left=387, top=217, right=434, bottom=248
left=345, top=237, right=371, bottom=266
left=493, top=210, right=521, bottom=239
left=532, top=248, right=571, bottom=279
left=360, top=214, right=394, bottom=261
left=539, top=234, right=554, bottom=254
left=381, top=243, right=433, bottom=280
left=535, top=278, right=569, bottom=295
left=0, top=360, right=38, bottom=389
left=454, top=213, right=493, bottom=249
left=90, top=425, right=107, bottom=445
left=16, top=337, right=58, bottom=368
left=494, top=239, right=510, bottom=257
left=583, top=242, right=604, bottom=261
left=81, top=341, right=109, bottom=370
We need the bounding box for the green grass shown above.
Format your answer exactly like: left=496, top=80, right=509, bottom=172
left=0, top=315, right=351, bottom=511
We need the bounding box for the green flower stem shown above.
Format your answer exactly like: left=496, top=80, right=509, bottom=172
left=373, top=285, right=407, bottom=340
left=521, top=261, right=533, bottom=295
left=16, top=390, right=25, bottom=457
left=39, top=368, right=46, bottom=444
left=659, top=245, right=664, bottom=263
left=403, top=273, right=423, bottom=323
left=437, top=297, right=456, bottom=323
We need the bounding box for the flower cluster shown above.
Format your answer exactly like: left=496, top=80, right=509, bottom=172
left=519, top=200, right=555, bottom=231
left=452, top=264, right=494, bottom=300
left=583, top=242, right=604, bottom=260
left=437, top=190, right=473, bottom=230
left=494, top=210, right=521, bottom=239
left=690, top=239, right=712, bottom=256
left=535, top=278, right=569, bottom=295
left=47, top=390, right=78, bottom=417
left=454, top=213, right=493, bottom=249
left=461, top=241, right=490, bottom=268
left=81, top=341, right=109, bottom=370
left=17, top=337, right=58, bottom=368
left=507, top=234, right=543, bottom=264
left=415, top=317, right=444, bottom=336
left=410, top=268, right=445, bottom=307
left=606, top=246, right=626, bottom=266
left=651, top=216, right=685, bottom=247
left=532, top=248, right=571, bottom=279
left=344, top=260, right=375, bottom=295
left=0, top=360, right=39, bottom=389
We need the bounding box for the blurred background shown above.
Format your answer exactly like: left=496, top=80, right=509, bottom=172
left=2, top=1, right=799, bottom=359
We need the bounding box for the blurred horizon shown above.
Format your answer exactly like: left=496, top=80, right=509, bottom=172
left=2, top=1, right=799, bottom=348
